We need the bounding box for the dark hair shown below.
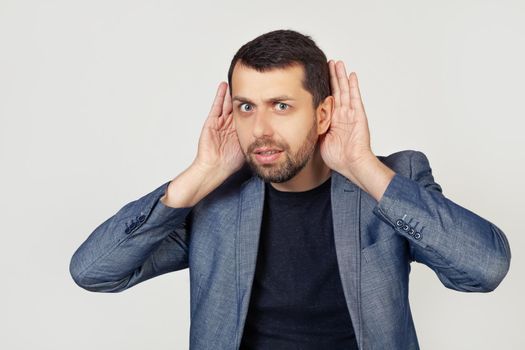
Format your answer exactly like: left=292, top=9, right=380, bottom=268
left=227, top=29, right=330, bottom=109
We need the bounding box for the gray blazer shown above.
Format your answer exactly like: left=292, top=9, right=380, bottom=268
left=70, top=149, right=511, bottom=349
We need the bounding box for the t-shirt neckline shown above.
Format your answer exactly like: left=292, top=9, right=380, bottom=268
left=266, top=175, right=332, bottom=197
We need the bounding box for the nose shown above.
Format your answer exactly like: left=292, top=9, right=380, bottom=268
left=252, top=110, right=274, bottom=139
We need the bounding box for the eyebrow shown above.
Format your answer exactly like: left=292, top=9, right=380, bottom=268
left=232, top=95, right=296, bottom=105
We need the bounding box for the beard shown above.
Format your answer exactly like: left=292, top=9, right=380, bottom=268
left=245, top=116, right=318, bottom=183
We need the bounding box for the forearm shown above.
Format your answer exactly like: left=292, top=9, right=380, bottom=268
left=69, top=181, right=192, bottom=292
left=70, top=161, right=230, bottom=292
left=372, top=152, right=511, bottom=292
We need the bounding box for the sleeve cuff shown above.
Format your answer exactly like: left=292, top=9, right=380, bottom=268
left=372, top=173, right=429, bottom=248
left=375, top=173, right=408, bottom=215
left=145, top=182, right=194, bottom=229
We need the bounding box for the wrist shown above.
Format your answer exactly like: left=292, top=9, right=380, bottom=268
left=162, top=163, right=227, bottom=208
left=343, top=154, right=395, bottom=202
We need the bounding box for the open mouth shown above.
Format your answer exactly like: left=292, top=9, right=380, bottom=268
left=254, top=150, right=283, bottom=163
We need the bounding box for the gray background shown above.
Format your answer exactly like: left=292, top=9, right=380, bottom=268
left=1, top=0, right=523, bottom=348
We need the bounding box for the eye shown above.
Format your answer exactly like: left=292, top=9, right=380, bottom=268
left=275, top=102, right=290, bottom=111
left=239, top=103, right=252, bottom=112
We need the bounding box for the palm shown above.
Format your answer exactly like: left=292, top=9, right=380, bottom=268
left=320, top=61, right=372, bottom=173
left=196, top=82, right=245, bottom=175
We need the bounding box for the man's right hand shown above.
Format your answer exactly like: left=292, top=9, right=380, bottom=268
left=193, top=81, right=245, bottom=177
left=160, top=82, right=246, bottom=208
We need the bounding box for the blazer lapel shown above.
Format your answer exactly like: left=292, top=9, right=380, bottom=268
left=331, top=170, right=363, bottom=349
left=236, top=175, right=265, bottom=340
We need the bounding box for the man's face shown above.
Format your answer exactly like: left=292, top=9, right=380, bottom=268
left=231, top=61, right=320, bottom=183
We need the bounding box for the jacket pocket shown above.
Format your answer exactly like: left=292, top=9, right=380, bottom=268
left=361, top=235, right=400, bottom=263
left=360, top=235, right=408, bottom=295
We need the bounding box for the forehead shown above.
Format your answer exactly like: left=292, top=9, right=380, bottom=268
left=231, top=62, right=308, bottom=98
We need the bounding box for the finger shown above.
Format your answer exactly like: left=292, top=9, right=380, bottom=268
left=328, top=60, right=340, bottom=108
left=219, top=84, right=234, bottom=130
left=208, top=81, right=227, bottom=119
left=222, top=82, right=233, bottom=118
left=336, top=61, right=351, bottom=109
left=349, top=72, right=365, bottom=111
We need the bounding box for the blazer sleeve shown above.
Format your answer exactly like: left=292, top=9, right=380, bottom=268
left=372, top=150, right=511, bottom=292
left=69, top=180, right=193, bottom=293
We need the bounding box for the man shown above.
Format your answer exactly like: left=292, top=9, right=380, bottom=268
left=69, top=29, right=511, bottom=349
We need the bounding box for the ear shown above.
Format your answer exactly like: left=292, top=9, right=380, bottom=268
left=316, top=95, right=334, bottom=135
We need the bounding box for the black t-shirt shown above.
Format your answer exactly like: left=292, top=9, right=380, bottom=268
left=239, top=175, right=358, bottom=349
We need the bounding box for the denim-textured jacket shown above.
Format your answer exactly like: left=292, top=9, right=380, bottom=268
left=69, top=149, right=511, bottom=349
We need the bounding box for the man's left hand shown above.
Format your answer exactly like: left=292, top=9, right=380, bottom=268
left=320, top=60, right=395, bottom=202
left=320, top=60, right=373, bottom=175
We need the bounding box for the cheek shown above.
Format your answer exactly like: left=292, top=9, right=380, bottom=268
left=285, top=120, right=314, bottom=145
